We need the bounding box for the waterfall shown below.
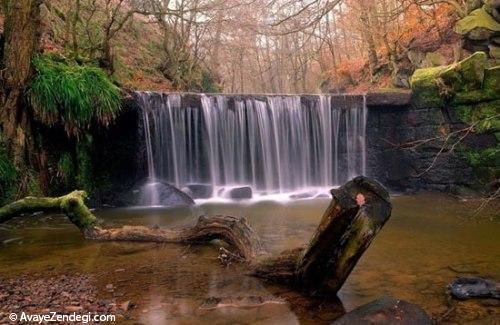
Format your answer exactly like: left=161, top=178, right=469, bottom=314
left=137, top=92, right=368, bottom=200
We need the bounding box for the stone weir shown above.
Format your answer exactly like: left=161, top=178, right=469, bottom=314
left=94, top=90, right=489, bottom=203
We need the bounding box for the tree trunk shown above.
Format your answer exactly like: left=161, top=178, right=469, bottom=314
left=0, top=0, right=43, bottom=166
left=0, top=177, right=392, bottom=295
left=358, top=1, right=379, bottom=81
left=1, top=0, right=43, bottom=196
left=252, top=177, right=392, bottom=295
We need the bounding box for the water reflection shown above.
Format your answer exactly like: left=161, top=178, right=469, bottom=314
left=0, top=194, right=499, bottom=323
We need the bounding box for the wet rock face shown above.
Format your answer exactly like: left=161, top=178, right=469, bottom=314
left=332, top=296, right=432, bottom=325
left=448, top=277, right=500, bottom=300
left=366, top=105, right=480, bottom=192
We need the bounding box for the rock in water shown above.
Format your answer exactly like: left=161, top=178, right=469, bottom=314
left=117, top=180, right=195, bottom=207
left=183, top=184, right=213, bottom=199
left=228, top=186, right=252, bottom=199
left=448, top=277, right=500, bottom=300
left=289, top=190, right=317, bottom=199
left=333, top=296, right=431, bottom=325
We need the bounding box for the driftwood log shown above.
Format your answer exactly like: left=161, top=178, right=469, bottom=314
left=0, top=176, right=391, bottom=295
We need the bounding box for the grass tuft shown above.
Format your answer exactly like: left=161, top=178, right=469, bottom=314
left=29, top=54, right=122, bottom=136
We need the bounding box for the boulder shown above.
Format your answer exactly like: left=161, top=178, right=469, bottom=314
left=116, top=180, right=195, bottom=207
left=332, top=296, right=432, bottom=325
left=183, top=184, right=213, bottom=199
left=448, top=277, right=500, bottom=300
left=423, top=52, right=446, bottom=67
left=393, top=68, right=412, bottom=88
left=455, top=8, right=500, bottom=36
left=228, top=186, right=252, bottom=199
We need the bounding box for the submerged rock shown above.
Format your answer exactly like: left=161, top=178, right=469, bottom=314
left=332, top=296, right=431, bottom=325
left=183, top=184, right=213, bottom=199
left=448, top=277, right=500, bottom=300
left=199, top=296, right=285, bottom=310
left=228, top=186, right=252, bottom=199
left=290, top=191, right=317, bottom=200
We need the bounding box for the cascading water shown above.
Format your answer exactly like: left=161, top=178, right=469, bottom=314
left=137, top=92, right=367, bottom=201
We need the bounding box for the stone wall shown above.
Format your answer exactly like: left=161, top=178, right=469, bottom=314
left=367, top=98, right=474, bottom=193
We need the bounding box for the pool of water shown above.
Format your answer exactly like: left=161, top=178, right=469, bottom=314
left=0, top=193, right=499, bottom=324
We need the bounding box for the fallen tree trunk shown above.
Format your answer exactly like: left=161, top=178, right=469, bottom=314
left=86, top=215, right=263, bottom=260
left=0, top=191, right=262, bottom=260
left=252, top=177, right=392, bottom=295
left=0, top=176, right=391, bottom=295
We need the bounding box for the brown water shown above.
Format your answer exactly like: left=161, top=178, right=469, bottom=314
left=0, top=194, right=499, bottom=324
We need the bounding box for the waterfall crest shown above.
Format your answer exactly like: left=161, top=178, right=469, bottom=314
left=137, top=92, right=367, bottom=200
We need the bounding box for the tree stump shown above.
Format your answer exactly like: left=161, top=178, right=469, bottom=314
left=252, top=176, right=392, bottom=295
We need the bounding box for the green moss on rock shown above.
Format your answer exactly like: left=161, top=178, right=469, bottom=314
left=455, top=8, right=500, bottom=35
left=410, top=65, right=448, bottom=107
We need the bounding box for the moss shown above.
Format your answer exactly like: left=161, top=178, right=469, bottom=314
left=0, top=190, right=97, bottom=232
left=455, top=8, right=500, bottom=35
left=60, top=191, right=97, bottom=231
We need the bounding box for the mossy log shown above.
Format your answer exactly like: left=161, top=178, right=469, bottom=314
left=0, top=176, right=392, bottom=295
left=252, top=177, right=392, bottom=295
left=0, top=190, right=97, bottom=231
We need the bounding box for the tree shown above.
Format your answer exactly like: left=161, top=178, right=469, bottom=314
left=0, top=0, right=44, bottom=167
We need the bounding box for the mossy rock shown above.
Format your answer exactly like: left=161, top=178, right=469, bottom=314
left=410, top=65, right=449, bottom=107
left=453, top=64, right=500, bottom=104
left=410, top=52, right=496, bottom=107
left=455, top=8, right=500, bottom=35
